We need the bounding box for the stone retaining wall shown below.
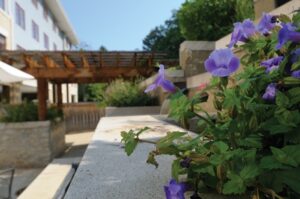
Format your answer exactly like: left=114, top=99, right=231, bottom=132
left=0, top=120, right=65, bottom=168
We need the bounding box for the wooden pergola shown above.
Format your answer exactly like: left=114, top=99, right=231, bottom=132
left=0, top=50, right=171, bottom=120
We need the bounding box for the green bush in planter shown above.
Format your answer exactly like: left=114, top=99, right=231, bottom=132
left=121, top=13, right=300, bottom=199
left=101, top=79, right=158, bottom=107
left=0, top=102, right=63, bottom=122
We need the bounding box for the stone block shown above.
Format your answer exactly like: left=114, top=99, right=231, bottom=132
left=0, top=120, right=66, bottom=168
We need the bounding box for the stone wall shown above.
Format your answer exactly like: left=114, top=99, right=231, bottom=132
left=0, top=120, right=65, bottom=168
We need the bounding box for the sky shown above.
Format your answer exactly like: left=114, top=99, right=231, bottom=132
left=61, top=0, right=185, bottom=51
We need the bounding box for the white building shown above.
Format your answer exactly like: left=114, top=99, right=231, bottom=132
left=0, top=0, right=79, bottom=103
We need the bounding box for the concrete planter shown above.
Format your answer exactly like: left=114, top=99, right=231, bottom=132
left=0, top=120, right=66, bottom=168
left=105, top=106, right=161, bottom=117
left=185, top=192, right=249, bottom=199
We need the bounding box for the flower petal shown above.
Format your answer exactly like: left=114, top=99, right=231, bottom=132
left=160, top=79, right=176, bottom=93
left=204, top=58, right=217, bottom=73
left=144, top=84, right=157, bottom=93
left=210, top=48, right=232, bottom=67
left=292, top=70, right=300, bottom=79
left=262, top=83, right=277, bottom=101
left=158, top=64, right=165, bottom=79
left=228, top=56, right=240, bottom=74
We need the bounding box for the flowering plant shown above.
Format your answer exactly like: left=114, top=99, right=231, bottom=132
left=122, top=12, right=300, bottom=199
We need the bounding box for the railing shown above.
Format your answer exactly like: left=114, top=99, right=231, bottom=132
left=63, top=103, right=105, bottom=132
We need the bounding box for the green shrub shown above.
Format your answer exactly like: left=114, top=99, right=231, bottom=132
left=177, top=0, right=254, bottom=40
left=0, top=102, right=63, bottom=122
left=102, top=79, right=158, bottom=107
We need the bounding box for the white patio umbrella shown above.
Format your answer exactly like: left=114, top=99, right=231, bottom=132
left=0, top=61, right=34, bottom=83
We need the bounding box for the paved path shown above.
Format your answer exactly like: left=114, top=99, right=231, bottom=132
left=0, top=131, right=94, bottom=199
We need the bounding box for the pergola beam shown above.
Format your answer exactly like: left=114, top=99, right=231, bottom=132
left=62, top=53, right=76, bottom=68
left=23, top=67, right=154, bottom=80
left=43, top=55, right=59, bottom=68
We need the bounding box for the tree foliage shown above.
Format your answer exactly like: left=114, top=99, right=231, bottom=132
left=143, top=11, right=185, bottom=59
left=177, top=0, right=254, bottom=40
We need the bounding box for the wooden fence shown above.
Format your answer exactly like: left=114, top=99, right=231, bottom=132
left=63, top=103, right=105, bottom=132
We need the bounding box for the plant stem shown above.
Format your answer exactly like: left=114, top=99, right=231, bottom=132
left=136, top=138, right=157, bottom=145
left=193, top=112, right=215, bottom=126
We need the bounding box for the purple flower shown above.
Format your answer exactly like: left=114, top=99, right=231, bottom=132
left=144, top=65, right=176, bottom=93
left=204, top=48, right=240, bottom=77
left=228, top=19, right=256, bottom=48
left=164, top=179, right=186, bottom=199
left=276, top=23, right=300, bottom=49
left=256, top=13, right=276, bottom=35
left=291, top=48, right=300, bottom=63
left=262, top=83, right=277, bottom=101
left=180, top=157, right=192, bottom=168
left=261, top=56, right=283, bottom=73
left=292, top=70, right=300, bottom=79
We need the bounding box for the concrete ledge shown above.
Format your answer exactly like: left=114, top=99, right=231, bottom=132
left=105, top=106, right=161, bottom=117
left=64, top=115, right=195, bottom=199
left=18, top=158, right=79, bottom=199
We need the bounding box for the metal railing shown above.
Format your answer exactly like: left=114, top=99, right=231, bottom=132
left=63, top=103, right=105, bottom=132
left=0, top=168, right=15, bottom=199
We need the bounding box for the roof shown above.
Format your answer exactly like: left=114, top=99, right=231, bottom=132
left=0, top=50, right=173, bottom=83
left=45, top=0, right=79, bottom=45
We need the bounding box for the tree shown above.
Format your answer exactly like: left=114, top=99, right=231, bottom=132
left=143, top=11, right=184, bottom=59
left=177, top=0, right=254, bottom=41
left=99, top=45, right=107, bottom=52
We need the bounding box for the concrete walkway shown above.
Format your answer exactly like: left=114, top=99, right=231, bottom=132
left=0, top=131, right=94, bottom=199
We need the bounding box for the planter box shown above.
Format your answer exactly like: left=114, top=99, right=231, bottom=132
left=105, top=106, right=161, bottom=117
left=0, top=120, right=66, bottom=168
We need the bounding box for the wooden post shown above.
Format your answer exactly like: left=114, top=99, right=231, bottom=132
left=52, top=84, right=56, bottom=103
left=57, top=83, right=63, bottom=110
left=66, top=83, right=69, bottom=104
left=37, top=78, right=48, bottom=121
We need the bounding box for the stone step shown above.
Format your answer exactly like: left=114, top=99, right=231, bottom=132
left=18, top=158, right=80, bottom=199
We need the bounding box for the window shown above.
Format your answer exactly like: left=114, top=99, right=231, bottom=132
left=0, top=34, right=6, bottom=50
left=16, top=45, right=25, bottom=50
left=53, top=43, right=57, bottom=51
left=43, top=5, right=48, bottom=21
left=15, top=3, right=26, bottom=30
left=32, top=0, right=38, bottom=8
left=44, top=33, right=49, bottom=50
left=0, top=0, right=5, bottom=11
left=53, top=22, right=57, bottom=33
left=32, top=20, right=39, bottom=41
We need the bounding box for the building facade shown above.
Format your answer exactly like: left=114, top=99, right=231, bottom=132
left=0, top=0, right=79, bottom=103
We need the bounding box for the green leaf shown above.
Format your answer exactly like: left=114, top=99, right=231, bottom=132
left=156, top=131, right=186, bottom=148
left=240, top=165, right=260, bottom=180
left=146, top=152, right=159, bottom=168
left=177, top=135, right=201, bottom=151
left=281, top=144, right=300, bottom=164
left=276, top=91, right=290, bottom=108
left=237, top=136, right=262, bottom=148
left=136, top=127, right=150, bottom=136
left=172, top=159, right=181, bottom=181
left=121, top=130, right=138, bottom=156
left=261, top=118, right=292, bottom=134
left=222, top=172, right=246, bottom=195
left=124, top=138, right=138, bottom=156
left=279, top=14, right=292, bottom=23
left=271, top=147, right=298, bottom=167
left=193, top=164, right=215, bottom=176
left=279, top=168, right=300, bottom=194
left=211, top=141, right=229, bottom=154
left=288, top=87, right=300, bottom=105
left=291, top=61, right=300, bottom=71
left=283, top=77, right=300, bottom=85
left=259, top=156, right=285, bottom=170
left=223, top=89, right=241, bottom=109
